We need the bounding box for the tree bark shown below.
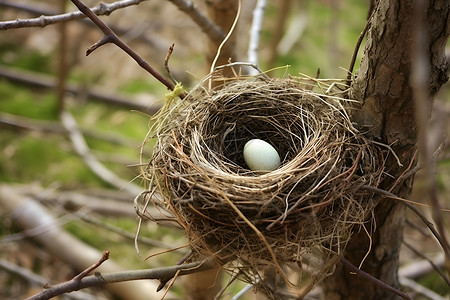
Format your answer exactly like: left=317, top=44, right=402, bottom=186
left=323, top=1, right=449, bottom=299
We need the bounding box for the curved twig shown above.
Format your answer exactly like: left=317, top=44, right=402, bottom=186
left=27, top=257, right=217, bottom=300
left=70, top=0, right=178, bottom=93
left=340, top=257, right=413, bottom=300
left=0, top=0, right=148, bottom=30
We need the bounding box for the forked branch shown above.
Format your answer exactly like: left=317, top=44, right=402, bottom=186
left=70, top=0, right=181, bottom=95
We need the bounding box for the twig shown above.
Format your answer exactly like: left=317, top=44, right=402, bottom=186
left=340, top=257, right=413, bottom=300
left=156, top=250, right=192, bottom=291
left=0, top=184, right=164, bottom=299
left=72, top=251, right=110, bottom=282
left=27, top=257, right=217, bottom=300
left=209, top=0, right=242, bottom=75
left=77, top=212, right=186, bottom=253
left=400, top=277, right=448, bottom=300
left=164, top=43, right=177, bottom=84
left=0, top=0, right=148, bottom=30
left=167, top=0, right=225, bottom=44
left=60, top=110, right=142, bottom=195
left=399, top=252, right=445, bottom=280
left=0, top=259, right=102, bottom=300
left=402, top=240, right=450, bottom=287
left=70, top=0, right=180, bottom=95
left=247, top=0, right=267, bottom=76
left=232, top=283, right=253, bottom=300
left=346, top=9, right=375, bottom=86
left=0, top=65, right=160, bottom=113
left=362, top=185, right=450, bottom=268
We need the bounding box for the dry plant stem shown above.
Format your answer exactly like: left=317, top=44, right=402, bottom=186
left=0, top=66, right=160, bottom=113
left=77, top=212, right=185, bottom=253
left=156, top=250, right=193, bottom=291
left=28, top=258, right=217, bottom=300
left=0, top=184, right=164, bottom=299
left=0, top=0, right=148, bottom=30
left=400, top=277, right=447, bottom=300
left=346, top=9, right=374, bottom=86
left=340, top=257, right=413, bottom=300
left=0, top=260, right=100, bottom=300
left=70, top=0, right=178, bottom=94
left=402, top=240, right=450, bottom=287
left=72, top=251, right=110, bottom=282
left=164, top=43, right=177, bottom=84
left=362, top=185, right=449, bottom=270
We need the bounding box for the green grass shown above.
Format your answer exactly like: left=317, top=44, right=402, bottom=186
left=0, top=80, right=59, bottom=120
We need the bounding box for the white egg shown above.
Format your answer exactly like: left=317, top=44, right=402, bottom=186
left=243, top=139, right=281, bottom=172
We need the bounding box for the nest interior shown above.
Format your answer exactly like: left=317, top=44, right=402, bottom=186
left=146, top=76, right=385, bottom=281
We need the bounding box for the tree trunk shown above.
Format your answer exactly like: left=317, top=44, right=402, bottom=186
left=323, top=1, right=449, bottom=299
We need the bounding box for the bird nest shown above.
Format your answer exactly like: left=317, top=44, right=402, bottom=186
left=141, top=72, right=385, bottom=288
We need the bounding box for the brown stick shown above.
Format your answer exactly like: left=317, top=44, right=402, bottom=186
left=340, top=257, right=413, bottom=300
left=70, top=0, right=182, bottom=96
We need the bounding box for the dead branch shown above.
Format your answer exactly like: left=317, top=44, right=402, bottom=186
left=362, top=185, right=449, bottom=256
left=399, top=277, right=447, bottom=300
left=27, top=257, right=217, bottom=300
left=399, top=252, right=445, bottom=280
left=402, top=240, right=449, bottom=286
left=0, top=0, right=148, bottom=30
left=0, top=65, right=160, bottom=113
left=0, top=111, right=145, bottom=149
left=70, top=0, right=180, bottom=94
left=167, top=0, right=225, bottom=44
left=0, top=259, right=103, bottom=300
left=340, top=257, right=413, bottom=300
left=0, top=184, right=166, bottom=299
left=60, top=111, right=142, bottom=196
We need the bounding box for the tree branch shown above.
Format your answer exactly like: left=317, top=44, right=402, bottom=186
left=0, top=259, right=102, bottom=300
left=0, top=65, right=160, bottom=113
left=340, top=258, right=413, bottom=300
left=70, top=0, right=178, bottom=93
left=27, top=257, right=217, bottom=300
left=0, top=0, right=148, bottom=30
left=60, top=111, right=142, bottom=196
left=167, top=0, right=225, bottom=44
left=0, top=184, right=165, bottom=299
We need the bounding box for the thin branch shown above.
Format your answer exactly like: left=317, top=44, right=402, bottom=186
left=399, top=277, right=448, bottom=300
left=72, top=251, right=110, bottom=282
left=27, top=257, right=217, bottom=300
left=340, top=257, right=413, bottom=300
left=0, top=65, right=160, bottom=113
left=0, top=0, right=148, bottom=30
left=77, top=212, right=186, bottom=253
left=0, top=260, right=102, bottom=300
left=362, top=185, right=450, bottom=267
left=402, top=240, right=450, bottom=287
left=346, top=9, right=375, bottom=86
left=70, top=0, right=180, bottom=94
left=247, top=0, right=267, bottom=75
left=60, top=110, right=142, bottom=195
left=167, top=0, right=225, bottom=44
